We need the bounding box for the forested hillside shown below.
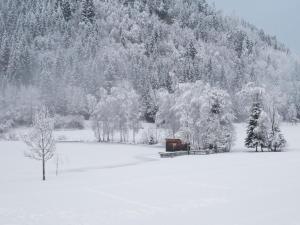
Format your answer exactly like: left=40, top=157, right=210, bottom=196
left=0, top=0, right=300, bottom=128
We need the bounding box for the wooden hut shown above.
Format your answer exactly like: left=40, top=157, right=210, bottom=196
left=165, top=139, right=190, bottom=152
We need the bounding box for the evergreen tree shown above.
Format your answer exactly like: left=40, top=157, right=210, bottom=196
left=55, top=0, right=63, bottom=10
left=0, top=33, right=10, bottom=75
left=62, top=1, right=72, bottom=21
left=7, top=41, right=32, bottom=85
left=187, top=41, right=197, bottom=60
left=268, top=105, right=286, bottom=151
left=81, top=0, right=95, bottom=23
left=245, top=101, right=262, bottom=152
left=204, top=58, right=214, bottom=85
left=268, top=125, right=286, bottom=152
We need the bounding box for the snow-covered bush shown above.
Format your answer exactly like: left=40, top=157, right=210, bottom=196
left=56, top=135, right=67, bottom=142
left=0, top=85, right=42, bottom=129
left=0, top=131, right=19, bottom=141
left=140, top=127, right=158, bottom=145
left=0, top=120, right=14, bottom=134
left=54, top=115, right=85, bottom=130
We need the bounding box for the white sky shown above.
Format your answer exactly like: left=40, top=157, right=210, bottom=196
left=208, top=0, right=300, bottom=55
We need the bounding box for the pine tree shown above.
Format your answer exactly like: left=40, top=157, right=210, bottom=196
left=245, top=101, right=262, bottom=152
left=62, top=1, right=72, bottom=21
left=0, top=33, right=10, bottom=75
left=187, top=41, right=197, bottom=60
left=268, top=106, right=286, bottom=152
left=55, top=0, right=63, bottom=10
left=81, top=0, right=95, bottom=24
left=268, top=125, right=286, bottom=152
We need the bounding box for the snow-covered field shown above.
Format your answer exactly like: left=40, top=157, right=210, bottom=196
left=0, top=123, right=300, bottom=225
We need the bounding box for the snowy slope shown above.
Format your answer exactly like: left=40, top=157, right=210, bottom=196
left=0, top=124, right=300, bottom=225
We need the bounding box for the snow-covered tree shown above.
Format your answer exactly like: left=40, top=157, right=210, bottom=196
left=268, top=105, right=286, bottom=151
left=65, top=86, right=86, bottom=115
left=203, top=88, right=235, bottom=152
left=286, top=104, right=298, bottom=124
left=237, top=83, right=266, bottom=120
left=254, top=111, right=270, bottom=152
left=156, top=90, right=180, bottom=137
left=61, top=1, right=72, bottom=21
left=85, top=94, right=98, bottom=119
left=268, top=125, right=286, bottom=152
left=245, top=101, right=262, bottom=152
left=126, top=88, right=141, bottom=143
left=246, top=97, right=287, bottom=152
left=0, top=0, right=299, bottom=127
left=91, top=88, right=111, bottom=142
left=91, top=83, right=141, bottom=143
left=81, top=0, right=95, bottom=23
left=157, top=81, right=234, bottom=151
left=23, top=107, right=55, bottom=181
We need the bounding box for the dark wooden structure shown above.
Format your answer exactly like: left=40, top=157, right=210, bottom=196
left=166, top=139, right=190, bottom=152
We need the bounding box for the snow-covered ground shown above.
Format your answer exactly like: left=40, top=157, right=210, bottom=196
left=0, top=123, right=300, bottom=225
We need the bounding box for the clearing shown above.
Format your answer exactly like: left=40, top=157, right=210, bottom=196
left=0, top=123, right=299, bottom=225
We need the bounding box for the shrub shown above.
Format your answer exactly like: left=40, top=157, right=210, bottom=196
left=140, top=127, right=158, bottom=145
left=54, top=115, right=85, bottom=130
left=0, top=120, right=14, bottom=134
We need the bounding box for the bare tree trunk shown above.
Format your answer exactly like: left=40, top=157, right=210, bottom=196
left=133, top=130, right=135, bottom=144
left=97, top=122, right=102, bottom=142
left=42, top=155, right=46, bottom=181
left=120, top=127, right=122, bottom=142
left=56, top=154, right=60, bottom=176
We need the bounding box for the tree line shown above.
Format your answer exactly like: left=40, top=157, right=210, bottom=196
left=0, top=0, right=299, bottom=131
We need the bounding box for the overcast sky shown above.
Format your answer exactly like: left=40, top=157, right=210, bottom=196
left=207, top=0, right=300, bottom=55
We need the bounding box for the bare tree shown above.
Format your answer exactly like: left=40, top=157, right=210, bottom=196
left=24, top=106, right=56, bottom=181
